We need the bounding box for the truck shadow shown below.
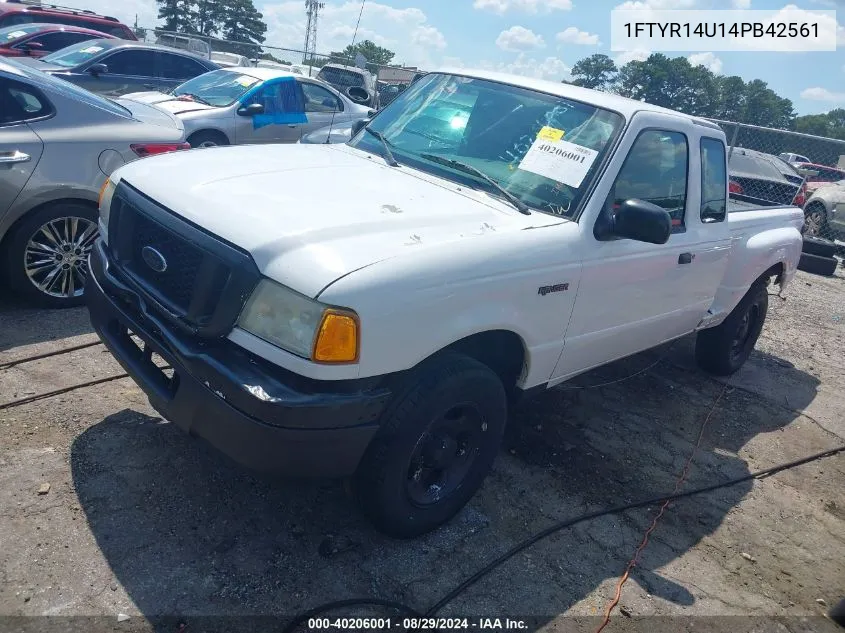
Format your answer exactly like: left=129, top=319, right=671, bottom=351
left=69, top=339, right=822, bottom=629
left=0, top=296, right=93, bottom=353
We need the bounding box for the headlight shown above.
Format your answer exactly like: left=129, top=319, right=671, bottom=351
left=98, top=177, right=117, bottom=227
left=238, top=279, right=359, bottom=363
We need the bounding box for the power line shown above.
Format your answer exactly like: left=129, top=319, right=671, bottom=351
left=350, top=0, right=366, bottom=49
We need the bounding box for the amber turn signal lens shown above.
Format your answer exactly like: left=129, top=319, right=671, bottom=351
left=98, top=178, right=111, bottom=206
left=313, top=311, right=359, bottom=363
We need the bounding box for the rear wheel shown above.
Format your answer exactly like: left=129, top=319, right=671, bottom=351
left=6, top=202, right=98, bottom=309
left=695, top=282, right=768, bottom=376
left=187, top=130, right=229, bottom=149
left=353, top=353, right=507, bottom=538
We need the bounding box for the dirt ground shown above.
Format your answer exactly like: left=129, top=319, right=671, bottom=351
left=1, top=266, right=843, bottom=633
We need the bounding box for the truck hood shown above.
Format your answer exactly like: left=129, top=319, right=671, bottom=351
left=122, top=91, right=220, bottom=115
left=114, top=144, right=563, bottom=297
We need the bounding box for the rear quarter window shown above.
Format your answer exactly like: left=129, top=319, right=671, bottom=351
left=700, top=138, right=727, bottom=223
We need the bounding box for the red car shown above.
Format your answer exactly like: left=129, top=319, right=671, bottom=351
left=0, top=23, right=116, bottom=58
left=0, top=1, right=135, bottom=40
left=794, top=162, right=845, bottom=195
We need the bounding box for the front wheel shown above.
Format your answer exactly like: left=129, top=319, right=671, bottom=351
left=353, top=353, right=507, bottom=538
left=695, top=281, right=768, bottom=376
left=6, top=202, right=99, bottom=309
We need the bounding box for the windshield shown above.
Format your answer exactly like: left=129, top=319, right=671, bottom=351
left=0, top=24, right=50, bottom=41
left=350, top=73, right=622, bottom=217
left=171, top=69, right=261, bottom=106
left=318, top=67, right=366, bottom=88
left=43, top=40, right=110, bottom=67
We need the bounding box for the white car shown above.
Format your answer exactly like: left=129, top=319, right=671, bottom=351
left=87, top=69, right=803, bottom=538
left=122, top=67, right=372, bottom=148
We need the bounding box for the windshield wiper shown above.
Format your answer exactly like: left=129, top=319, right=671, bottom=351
left=363, top=126, right=400, bottom=167
left=176, top=93, right=211, bottom=105
left=419, top=153, right=530, bottom=215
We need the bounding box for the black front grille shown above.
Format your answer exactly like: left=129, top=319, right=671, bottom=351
left=128, top=211, right=206, bottom=311
left=109, top=182, right=260, bottom=338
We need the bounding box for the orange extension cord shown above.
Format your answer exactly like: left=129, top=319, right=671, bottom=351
left=595, top=381, right=730, bottom=633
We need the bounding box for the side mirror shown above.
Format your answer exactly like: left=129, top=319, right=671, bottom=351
left=88, top=63, right=108, bottom=76
left=610, top=199, right=672, bottom=244
left=23, top=41, right=44, bottom=55
left=352, top=118, right=370, bottom=137
left=237, top=103, right=265, bottom=116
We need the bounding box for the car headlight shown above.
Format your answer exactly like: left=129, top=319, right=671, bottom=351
left=98, top=177, right=117, bottom=228
left=238, top=279, right=360, bottom=363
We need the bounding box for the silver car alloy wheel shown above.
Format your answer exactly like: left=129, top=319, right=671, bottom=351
left=24, top=216, right=98, bottom=299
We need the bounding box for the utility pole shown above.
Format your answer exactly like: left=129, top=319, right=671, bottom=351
left=303, top=0, right=324, bottom=65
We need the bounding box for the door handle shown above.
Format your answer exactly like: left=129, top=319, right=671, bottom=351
left=678, top=252, right=694, bottom=265
left=287, top=124, right=299, bottom=128
left=0, top=151, right=31, bottom=164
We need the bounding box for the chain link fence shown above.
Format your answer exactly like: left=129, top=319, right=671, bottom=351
left=139, top=28, right=424, bottom=110
left=707, top=119, right=845, bottom=246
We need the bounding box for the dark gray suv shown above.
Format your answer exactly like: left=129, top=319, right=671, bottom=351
left=15, top=39, right=218, bottom=97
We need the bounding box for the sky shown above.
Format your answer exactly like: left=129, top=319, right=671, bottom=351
left=68, top=0, right=845, bottom=115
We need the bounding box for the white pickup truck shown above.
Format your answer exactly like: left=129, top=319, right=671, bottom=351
left=86, top=69, right=803, bottom=537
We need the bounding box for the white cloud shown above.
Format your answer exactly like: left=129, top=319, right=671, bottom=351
left=614, top=48, right=650, bottom=65
left=413, top=25, right=447, bottom=50
left=496, top=26, right=546, bottom=52
left=801, top=87, right=845, bottom=103
left=473, top=0, right=573, bottom=14
left=688, top=51, right=723, bottom=73
left=614, top=0, right=698, bottom=8
left=556, top=27, right=601, bottom=46
left=476, top=53, right=571, bottom=81
left=731, top=0, right=752, bottom=7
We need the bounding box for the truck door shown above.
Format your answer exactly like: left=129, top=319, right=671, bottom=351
left=0, top=77, right=45, bottom=218
left=551, top=114, right=730, bottom=383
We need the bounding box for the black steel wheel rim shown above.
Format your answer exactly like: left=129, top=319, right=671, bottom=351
left=405, top=403, right=486, bottom=507
left=731, top=304, right=759, bottom=361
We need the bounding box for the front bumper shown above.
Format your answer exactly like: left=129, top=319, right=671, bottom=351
left=85, top=239, right=391, bottom=477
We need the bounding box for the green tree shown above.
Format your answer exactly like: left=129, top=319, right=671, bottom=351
left=713, top=75, right=746, bottom=122
left=220, top=0, right=267, bottom=56
left=192, top=0, right=225, bottom=37
left=156, top=0, right=195, bottom=33
left=569, top=54, right=617, bottom=91
left=742, top=79, right=794, bottom=128
left=330, top=40, right=395, bottom=68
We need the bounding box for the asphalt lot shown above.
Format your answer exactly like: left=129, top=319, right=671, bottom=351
left=0, top=266, right=843, bottom=632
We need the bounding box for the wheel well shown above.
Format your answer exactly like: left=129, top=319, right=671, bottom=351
left=760, top=262, right=784, bottom=286
left=804, top=200, right=826, bottom=216
left=188, top=129, right=229, bottom=145
left=445, top=330, right=526, bottom=396
left=0, top=197, right=97, bottom=251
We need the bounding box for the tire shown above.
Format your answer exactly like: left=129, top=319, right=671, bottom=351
left=5, top=202, right=98, bottom=309
left=695, top=281, right=768, bottom=376
left=801, top=236, right=837, bottom=258
left=797, top=252, right=838, bottom=276
left=187, top=130, right=229, bottom=149
left=802, top=203, right=827, bottom=237
left=353, top=352, right=507, bottom=538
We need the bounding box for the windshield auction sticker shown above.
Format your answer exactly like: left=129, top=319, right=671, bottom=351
left=518, top=135, right=598, bottom=188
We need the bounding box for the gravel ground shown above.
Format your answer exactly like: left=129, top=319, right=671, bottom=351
left=0, top=266, right=843, bottom=633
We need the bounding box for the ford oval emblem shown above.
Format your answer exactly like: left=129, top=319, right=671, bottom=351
left=141, top=246, right=168, bottom=273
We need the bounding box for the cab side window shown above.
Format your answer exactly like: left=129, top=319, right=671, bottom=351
left=700, top=137, right=727, bottom=223
left=609, top=129, right=689, bottom=230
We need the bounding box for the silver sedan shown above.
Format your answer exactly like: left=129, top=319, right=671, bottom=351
left=122, top=67, right=373, bottom=148
left=0, top=58, right=188, bottom=308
